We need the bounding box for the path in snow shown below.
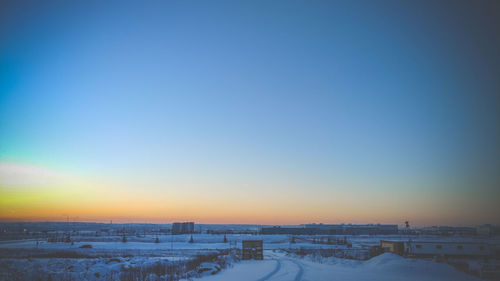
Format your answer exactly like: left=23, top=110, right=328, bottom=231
left=256, top=259, right=281, bottom=281
left=290, top=259, right=304, bottom=281
left=195, top=258, right=277, bottom=281
left=263, top=252, right=303, bottom=281
left=196, top=251, right=481, bottom=281
left=198, top=251, right=303, bottom=281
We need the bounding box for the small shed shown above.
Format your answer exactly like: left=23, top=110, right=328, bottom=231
left=380, top=240, right=405, bottom=255
left=242, top=240, right=263, bottom=260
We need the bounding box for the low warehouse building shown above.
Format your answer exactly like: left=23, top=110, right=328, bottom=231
left=262, top=224, right=398, bottom=235
left=261, top=226, right=323, bottom=235
left=408, top=241, right=491, bottom=257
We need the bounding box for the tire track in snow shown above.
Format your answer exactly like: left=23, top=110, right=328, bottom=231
left=256, top=259, right=281, bottom=281
left=290, top=260, right=304, bottom=281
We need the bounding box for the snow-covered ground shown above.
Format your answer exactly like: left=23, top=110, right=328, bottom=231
left=195, top=251, right=481, bottom=281
left=4, top=233, right=494, bottom=251
left=0, top=256, right=183, bottom=281
left=0, top=234, right=495, bottom=280
left=0, top=249, right=483, bottom=281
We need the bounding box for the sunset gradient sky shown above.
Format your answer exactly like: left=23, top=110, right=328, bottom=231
left=1, top=0, right=499, bottom=226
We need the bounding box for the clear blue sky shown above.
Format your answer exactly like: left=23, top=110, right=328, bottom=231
left=1, top=0, right=499, bottom=225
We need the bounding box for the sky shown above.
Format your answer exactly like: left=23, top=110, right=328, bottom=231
left=1, top=0, right=499, bottom=226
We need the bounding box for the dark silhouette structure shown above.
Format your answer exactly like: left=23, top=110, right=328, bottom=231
left=242, top=240, right=263, bottom=260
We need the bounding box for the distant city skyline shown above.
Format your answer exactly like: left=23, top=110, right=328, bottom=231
left=1, top=1, right=499, bottom=226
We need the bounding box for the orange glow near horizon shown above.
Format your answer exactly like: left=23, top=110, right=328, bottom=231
left=1, top=162, right=498, bottom=227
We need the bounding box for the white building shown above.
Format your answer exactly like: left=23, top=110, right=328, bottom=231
left=477, top=224, right=500, bottom=236
left=408, top=241, right=491, bottom=257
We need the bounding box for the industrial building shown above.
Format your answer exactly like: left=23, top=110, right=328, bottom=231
left=476, top=224, right=500, bottom=236
left=261, top=223, right=398, bottom=235
left=420, top=226, right=477, bottom=236
left=261, top=226, right=324, bottom=235
left=171, top=222, right=195, bottom=234
left=407, top=241, right=491, bottom=257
